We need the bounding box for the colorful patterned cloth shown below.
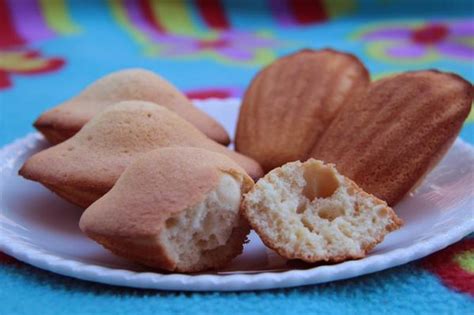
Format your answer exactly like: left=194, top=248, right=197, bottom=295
left=0, top=1, right=473, bottom=314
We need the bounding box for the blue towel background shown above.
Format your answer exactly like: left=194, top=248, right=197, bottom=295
left=0, top=1, right=473, bottom=314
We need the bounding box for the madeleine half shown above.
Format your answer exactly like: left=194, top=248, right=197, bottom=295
left=243, top=159, right=402, bottom=263
left=34, top=68, right=230, bottom=145
left=311, top=70, right=473, bottom=205
left=80, top=147, right=253, bottom=272
left=20, top=101, right=263, bottom=208
left=235, top=49, right=370, bottom=172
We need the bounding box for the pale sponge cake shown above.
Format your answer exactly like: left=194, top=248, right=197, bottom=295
left=19, top=101, right=263, bottom=208
left=243, top=159, right=402, bottom=263
left=311, top=70, right=473, bottom=205
left=34, top=68, right=230, bottom=145
left=235, top=49, right=370, bottom=172
left=79, top=147, right=253, bottom=272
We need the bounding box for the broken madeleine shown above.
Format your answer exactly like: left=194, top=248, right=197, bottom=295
left=80, top=147, right=253, bottom=273
left=34, top=68, right=230, bottom=145
left=243, top=159, right=402, bottom=263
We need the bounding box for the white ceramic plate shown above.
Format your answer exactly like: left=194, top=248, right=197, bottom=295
left=1, top=99, right=473, bottom=291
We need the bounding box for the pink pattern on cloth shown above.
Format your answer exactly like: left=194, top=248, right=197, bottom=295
left=185, top=87, right=243, bottom=100
left=7, top=0, right=55, bottom=42
left=123, top=0, right=279, bottom=62
left=268, top=0, right=297, bottom=26
left=124, top=0, right=166, bottom=42
left=360, top=20, right=474, bottom=60
left=146, top=30, right=279, bottom=62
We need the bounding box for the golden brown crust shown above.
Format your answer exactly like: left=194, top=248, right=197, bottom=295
left=80, top=147, right=253, bottom=237
left=42, top=183, right=103, bottom=208
left=85, top=233, right=177, bottom=271
left=79, top=147, right=253, bottom=272
left=235, top=48, right=370, bottom=172
left=84, top=220, right=250, bottom=273
left=33, top=122, right=77, bottom=145
left=19, top=144, right=122, bottom=208
left=20, top=101, right=263, bottom=208
left=34, top=68, right=230, bottom=145
left=311, top=70, right=473, bottom=205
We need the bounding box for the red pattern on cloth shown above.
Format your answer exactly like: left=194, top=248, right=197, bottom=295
left=0, top=49, right=65, bottom=89
left=0, top=0, right=25, bottom=48
left=288, top=0, right=328, bottom=25
left=0, top=251, right=19, bottom=264
left=185, top=88, right=238, bottom=99
left=422, top=238, right=474, bottom=296
left=196, top=0, right=230, bottom=30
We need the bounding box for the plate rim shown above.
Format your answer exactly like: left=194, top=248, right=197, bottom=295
left=1, top=132, right=473, bottom=291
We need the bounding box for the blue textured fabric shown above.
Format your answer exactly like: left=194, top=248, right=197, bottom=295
left=1, top=262, right=473, bottom=315
left=0, top=0, right=473, bottom=314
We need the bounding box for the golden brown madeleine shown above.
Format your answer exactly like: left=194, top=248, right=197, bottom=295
left=311, top=70, right=473, bottom=205
left=235, top=49, right=370, bottom=172
left=80, top=147, right=253, bottom=272
left=34, top=68, right=230, bottom=145
left=243, top=159, right=402, bottom=263
left=20, top=101, right=263, bottom=208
